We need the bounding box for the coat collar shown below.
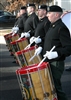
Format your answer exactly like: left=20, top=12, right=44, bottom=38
left=50, top=19, right=61, bottom=28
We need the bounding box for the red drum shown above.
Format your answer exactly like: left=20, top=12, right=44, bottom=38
left=10, top=38, right=29, bottom=54
left=6, top=33, right=19, bottom=51
left=15, top=46, right=42, bottom=67
left=61, top=11, right=71, bottom=36
left=4, top=32, right=12, bottom=45
left=4, top=33, right=12, bottom=47
left=16, top=62, right=58, bottom=100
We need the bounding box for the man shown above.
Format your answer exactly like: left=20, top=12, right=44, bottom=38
left=30, top=4, right=50, bottom=53
left=14, top=6, right=28, bottom=36
left=22, top=3, right=39, bottom=38
left=35, top=5, right=71, bottom=100
left=30, top=5, right=50, bottom=45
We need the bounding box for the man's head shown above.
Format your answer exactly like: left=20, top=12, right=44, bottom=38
left=20, top=6, right=27, bottom=15
left=47, top=5, right=63, bottom=23
left=27, top=3, right=36, bottom=15
left=37, top=4, right=47, bottom=19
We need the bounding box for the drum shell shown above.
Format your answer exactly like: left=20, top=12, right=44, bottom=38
left=11, top=38, right=29, bottom=55
left=16, top=62, right=57, bottom=100
left=15, top=46, right=42, bottom=67
left=4, top=32, right=12, bottom=45
left=17, top=38, right=29, bottom=51
left=11, top=34, right=19, bottom=42
left=5, top=34, right=19, bottom=51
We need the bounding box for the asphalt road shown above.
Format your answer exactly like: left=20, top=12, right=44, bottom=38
left=0, top=33, right=71, bottom=100
left=0, top=36, right=23, bottom=100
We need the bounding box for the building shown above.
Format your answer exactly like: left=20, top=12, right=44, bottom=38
left=54, top=0, right=71, bottom=11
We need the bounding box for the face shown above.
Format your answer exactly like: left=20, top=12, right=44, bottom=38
left=38, top=9, right=44, bottom=17
left=47, top=12, right=57, bottom=23
left=38, top=9, right=46, bottom=18
left=20, top=9, right=26, bottom=15
left=27, top=7, right=32, bottom=14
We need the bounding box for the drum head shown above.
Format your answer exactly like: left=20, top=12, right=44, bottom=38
left=61, top=12, right=71, bottom=35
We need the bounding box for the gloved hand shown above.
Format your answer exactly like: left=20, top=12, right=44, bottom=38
left=30, top=36, right=35, bottom=43
left=11, top=26, right=15, bottom=32
left=21, top=32, right=25, bottom=38
left=34, top=37, right=42, bottom=44
left=44, top=51, right=58, bottom=59
left=24, top=32, right=30, bottom=38
left=34, top=46, right=42, bottom=56
left=12, top=26, right=19, bottom=33
left=14, top=26, right=19, bottom=31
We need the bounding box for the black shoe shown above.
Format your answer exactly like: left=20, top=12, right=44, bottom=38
left=65, top=67, right=71, bottom=71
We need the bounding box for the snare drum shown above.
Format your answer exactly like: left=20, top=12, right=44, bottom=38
left=4, top=32, right=12, bottom=45
left=6, top=34, right=19, bottom=51
left=15, top=46, right=42, bottom=67
left=10, top=38, right=29, bottom=54
left=16, top=62, right=58, bottom=100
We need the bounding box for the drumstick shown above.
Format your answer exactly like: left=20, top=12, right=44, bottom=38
left=24, top=41, right=34, bottom=50
left=29, top=54, right=36, bottom=62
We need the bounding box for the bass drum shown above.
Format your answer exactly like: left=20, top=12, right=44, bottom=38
left=61, top=11, right=71, bottom=36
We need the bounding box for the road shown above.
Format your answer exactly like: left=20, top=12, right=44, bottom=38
left=0, top=29, right=71, bottom=100
left=0, top=31, right=23, bottom=100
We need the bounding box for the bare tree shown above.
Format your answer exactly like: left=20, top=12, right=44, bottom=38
left=5, top=0, right=52, bottom=12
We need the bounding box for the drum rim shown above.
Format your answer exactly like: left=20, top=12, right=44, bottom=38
left=6, top=33, right=18, bottom=39
left=16, top=62, right=49, bottom=75
left=17, top=37, right=27, bottom=42
left=11, top=40, right=17, bottom=44
left=10, top=38, right=27, bottom=44
left=15, top=46, right=37, bottom=55
left=4, top=33, right=12, bottom=37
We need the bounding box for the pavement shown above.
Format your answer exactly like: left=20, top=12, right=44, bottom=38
left=0, top=31, right=23, bottom=100
left=0, top=29, right=71, bottom=100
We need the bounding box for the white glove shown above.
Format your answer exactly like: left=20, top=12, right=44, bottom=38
left=11, top=26, right=16, bottom=32
left=12, top=26, right=19, bottom=33
left=44, top=51, right=58, bottom=60
left=15, top=26, right=19, bottom=31
left=34, top=47, right=42, bottom=56
left=34, top=37, right=42, bottom=44
left=21, top=32, right=25, bottom=38
left=24, top=32, right=30, bottom=38
left=30, top=36, right=35, bottom=43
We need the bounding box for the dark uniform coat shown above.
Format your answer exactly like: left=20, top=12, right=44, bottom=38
left=43, top=19, right=71, bottom=100
left=34, top=16, right=50, bottom=47
left=43, top=19, right=71, bottom=61
left=24, top=12, right=39, bottom=37
left=14, top=13, right=28, bottom=36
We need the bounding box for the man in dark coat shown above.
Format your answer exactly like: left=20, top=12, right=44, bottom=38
left=21, top=3, right=39, bottom=38
left=30, top=4, right=50, bottom=54
left=43, top=5, right=71, bottom=100
left=35, top=5, right=71, bottom=100
left=14, top=6, right=28, bottom=36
